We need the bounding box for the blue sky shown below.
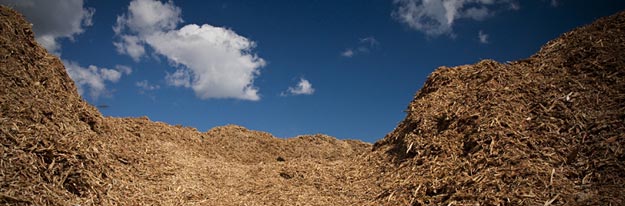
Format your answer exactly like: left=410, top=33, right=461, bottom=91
left=3, top=0, right=625, bottom=142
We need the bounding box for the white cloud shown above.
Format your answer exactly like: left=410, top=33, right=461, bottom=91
left=115, top=65, right=133, bottom=75
left=393, top=0, right=517, bottom=37
left=112, top=0, right=181, bottom=61
left=283, top=78, right=315, bottom=96
left=464, top=7, right=490, bottom=20
left=63, top=61, right=131, bottom=99
left=113, top=35, right=146, bottom=61
left=165, top=69, right=192, bottom=88
left=0, top=0, right=94, bottom=53
left=341, top=36, right=379, bottom=58
left=147, top=24, right=264, bottom=100
left=113, top=0, right=182, bottom=36
left=478, top=30, right=489, bottom=43
left=360, top=36, right=380, bottom=47
left=341, top=49, right=354, bottom=57
left=114, top=0, right=265, bottom=101
left=99, top=68, right=122, bottom=82
left=136, top=80, right=160, bottom=91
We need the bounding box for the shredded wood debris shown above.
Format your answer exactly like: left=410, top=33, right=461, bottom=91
left=1, top=5, right=624, bottom=206
left=371, top=9, right=625, bottom=206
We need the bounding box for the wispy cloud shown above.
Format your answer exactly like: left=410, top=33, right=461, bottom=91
left=360, top=36, right=380, bottom=47
left=393, top=0, right=518, bottom=37
left=136, top=80, right=160, bottom=91
left=282, top=78, right=315, bottom=96
left=550, top=0, right=559, bottom=7
left=115, top=65, right=133, bottom=75
left=135, top=80, right=161, bottom=95
left=113, top=35, right=145, bottom=62
left=114, top=0, right=265, bottom=101
left=164, top=69, right=192, bottom=88
left=341, top=36, right=379, bottom=58
left=341, top=49, right=354, bottom=57
left=63, top=60, right=131, bottom=99
left=478, top=30, right=489, bottom=44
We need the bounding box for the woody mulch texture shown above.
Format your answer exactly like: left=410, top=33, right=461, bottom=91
left=371, top=9, right=625, bottom=206
left=0, top=6, right=377, bottom=206
left=1, top=5, right=624, bottom=206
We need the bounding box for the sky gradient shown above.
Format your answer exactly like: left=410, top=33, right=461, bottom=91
left=2, top=0, right=625, bottom=142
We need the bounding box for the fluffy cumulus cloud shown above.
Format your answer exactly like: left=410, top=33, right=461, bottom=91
left=63, top=61, right=132, bottom=99
left=283, top=78, right=315, bottom=96
left=393, top=0, right=517, bottom=37
left=146, top=24, right=264, bottom=100
left=478, top=30, right=489, bottom=43
left=341, top=36, right=379, bottom=58
left=112, top=0, right=181, bottom=61
left=113, top=0, right=182, bottom=35
left=114, top=0, right=265, bottom=101
left=0, top=0, right=94, bottom=53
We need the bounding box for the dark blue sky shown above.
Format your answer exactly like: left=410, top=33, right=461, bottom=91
left=6, top=0, right=625, bottom=142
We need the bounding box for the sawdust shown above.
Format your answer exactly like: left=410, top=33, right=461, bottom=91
left=1, top=5, right=624, bottom=206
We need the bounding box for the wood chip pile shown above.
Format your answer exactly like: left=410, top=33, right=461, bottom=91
left=370, top=10, right=625, bottom=206
left=0, top=7, right=377, bottom=206
left=1, top=5, right=624, bottom=206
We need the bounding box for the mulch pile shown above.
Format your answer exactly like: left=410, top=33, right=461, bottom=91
left=0, top=6, right=108, bottom=205
left=370, top=10, right=625, bottom=206
left=1, top=5, right=624, bottom=206
left=0, top=6, right=377, bottom=206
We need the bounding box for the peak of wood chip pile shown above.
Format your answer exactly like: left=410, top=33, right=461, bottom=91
left=1, top=6, right=623, bottom=206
